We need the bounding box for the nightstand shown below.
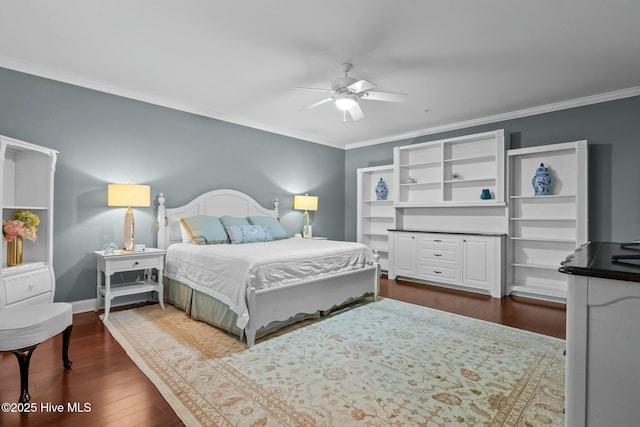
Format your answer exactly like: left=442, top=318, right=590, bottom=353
left=93, top=248, right=166, bottom=320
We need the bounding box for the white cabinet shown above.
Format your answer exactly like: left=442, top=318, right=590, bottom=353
left=389, top=230, right=505, bottom=297
left=390, top=231, right=417, bottom=277
left=393, top=130, right=505, bottom=207
left=507, top=140, right=587, bottom=300
left=560, top=242, right=640, bottom=427
left=357, top=165, right=395, bottom=271
left=1, top=136, right=57, bottom=309
left=462, top=236, right=492, bottom=288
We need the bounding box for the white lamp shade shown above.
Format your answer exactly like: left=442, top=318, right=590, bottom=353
left=293, top=194, right=318, bottom=211
left=108, top=184, right=151, bottom=207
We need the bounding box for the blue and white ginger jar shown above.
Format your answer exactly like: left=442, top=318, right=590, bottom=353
left=532, top=163, right=552, bottom=196
left=375, top=178, right=388, bottom=200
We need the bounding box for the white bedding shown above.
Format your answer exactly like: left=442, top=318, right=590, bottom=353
left=164, top=238, right=374, bottom=329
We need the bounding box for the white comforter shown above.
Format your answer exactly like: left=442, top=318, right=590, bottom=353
left=164, top=239, right=374, bottom=329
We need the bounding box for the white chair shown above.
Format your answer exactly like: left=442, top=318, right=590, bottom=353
left=0, top=302, right=73, bottom=403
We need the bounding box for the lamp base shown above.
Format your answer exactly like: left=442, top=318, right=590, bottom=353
left=124, top=206, right=135, bottom=251
left=302, top=210, right=312, bottom=239
left=303, top=225, right=313, bottom=239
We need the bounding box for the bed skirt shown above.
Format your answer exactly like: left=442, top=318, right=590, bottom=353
left=162, top=277, right=372, bottom=343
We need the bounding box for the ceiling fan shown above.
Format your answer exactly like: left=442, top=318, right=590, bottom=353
left=295, top=63, right=408, bottom=121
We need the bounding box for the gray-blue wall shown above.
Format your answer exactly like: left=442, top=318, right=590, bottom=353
left=0, top=67, right=345, bottom=303
left=3, top=66, right=639, bottom=304
left=345, top=96, right=640, bottom=243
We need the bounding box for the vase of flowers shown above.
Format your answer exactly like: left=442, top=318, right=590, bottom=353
left=3, top=210, right=40, bottom=266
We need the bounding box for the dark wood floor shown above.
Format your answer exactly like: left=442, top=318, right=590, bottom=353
left=0, top=276, right=566, bottom=426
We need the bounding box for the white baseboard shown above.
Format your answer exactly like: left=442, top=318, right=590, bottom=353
left=70, top=294, right=157, bottom=314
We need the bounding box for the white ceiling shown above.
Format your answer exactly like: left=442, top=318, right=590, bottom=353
left=2, top=1, right=640, bottom=149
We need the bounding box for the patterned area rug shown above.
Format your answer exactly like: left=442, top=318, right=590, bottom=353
left=102, top=299, right=565, bottom=426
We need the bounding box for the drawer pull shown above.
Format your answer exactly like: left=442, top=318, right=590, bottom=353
left=433, top=253, right=442, bottom=257
left=133, top=261, right=139, bottom=266
left=433, top=239, right=442, bottom=242
left=433, top=270, right=442, bottom=274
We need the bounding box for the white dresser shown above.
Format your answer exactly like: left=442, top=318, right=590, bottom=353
left=388, top=229, right=506, bottom=297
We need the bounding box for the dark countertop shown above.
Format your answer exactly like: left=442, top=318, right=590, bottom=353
left=559, top=241, right=640, bottom=283
left=388, top=229, right=507, bottom=237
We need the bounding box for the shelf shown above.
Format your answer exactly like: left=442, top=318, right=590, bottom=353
left=400, top=181, right=440, bottom=187
left=396, top=201, right=506, bottom=208
left=2, top=205, right=49, bottom=210
left=1, top=261, right=47, bottom=275
left=511, top=262, right=560, bottom=271
left=510, top=217, right=576, bottom=221
left=399, top=160, right=441, bottom=168
left=443, top=177, right=495, bottom=184
left=363, top=199, right=394, bottom=204
left=510, top=236, right=576, bottom=243
left=100, top=280, right=160, bottom=298
left=363, top=216, right=394, bottom=221
left=363, top=232, right=390, bottom=237
left=444, top=154, right=496, bottom=163
left=510, top=194, right=576, bottom=200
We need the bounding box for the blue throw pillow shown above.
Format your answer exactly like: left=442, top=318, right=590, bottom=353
left=247, top=216, right=288, bottom=240
left=220, top=216, right=251, bottom=228
left=225, top=225, right=273, bottom=244
left=179, top=216, right=228, bottom=244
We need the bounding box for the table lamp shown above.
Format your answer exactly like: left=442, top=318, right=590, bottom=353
left=108, top=183, right=151, bottom=250
left=293, top=194, right=318, bottom=238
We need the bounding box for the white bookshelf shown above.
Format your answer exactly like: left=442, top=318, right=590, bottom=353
left=393, top=129, right=505, bottom=207
left=357, top=165, right=395, bottom=271
left=506, top=140, right=588, bottom=300
left=1, top=136, right=57, bottom=309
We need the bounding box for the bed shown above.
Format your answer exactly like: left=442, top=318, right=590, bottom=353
left=156, top=189, right=379, bottom=347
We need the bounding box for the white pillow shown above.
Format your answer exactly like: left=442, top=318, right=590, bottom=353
left=177, top=220, right=191, bottom=243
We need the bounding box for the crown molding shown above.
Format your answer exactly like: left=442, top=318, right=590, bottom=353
left=3, top=55, right=638, bottom=152
left=0, top=56, right=340, bottom=149
left=344, top=86, right=640, bottom=150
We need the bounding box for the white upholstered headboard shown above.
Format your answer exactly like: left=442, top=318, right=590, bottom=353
left=156, top=189, right=279, bottom=249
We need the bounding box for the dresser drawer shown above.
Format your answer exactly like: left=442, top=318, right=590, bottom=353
left=4, top=268, right=53, bottom=306
left=108, top=256, right=162, bottom=272
left=419, top=246, right=458, bottom=263
left=419, top=263, right=459, bottom=281
left=418, top=234, right=459, bottom=248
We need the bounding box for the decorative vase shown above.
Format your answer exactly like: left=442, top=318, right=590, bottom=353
left=375, top=178, right=388, bottom=200
left=480, top=189, right=492, bottom=200
left=532, top=163, right=552, bottom=196
left=7, top=236, right=23, bottom=266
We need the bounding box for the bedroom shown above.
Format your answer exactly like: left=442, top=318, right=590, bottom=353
left=1, top=1, right=640, bottom=426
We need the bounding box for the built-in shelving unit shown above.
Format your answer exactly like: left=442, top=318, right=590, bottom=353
left=1, top=135, right=57, bottom=309
left=506, top=140, right=588, bottom=300
left=356, top=165, right=395, bottom=271
left=393, top=130, right=505, bottom=207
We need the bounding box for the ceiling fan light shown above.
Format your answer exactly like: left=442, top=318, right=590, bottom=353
left=335, top=94, right=357, bottom=111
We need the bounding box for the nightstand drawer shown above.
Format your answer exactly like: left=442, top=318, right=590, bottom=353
left=4, top=268, right=52, bottom=305
left=109, top=256, right=162, bottom=272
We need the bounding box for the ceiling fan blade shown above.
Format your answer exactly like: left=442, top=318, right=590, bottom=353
left=361, top=90, right=408, bottom=103
left=346, top=79, right=376, bottom=93
left=294, top=86, right=334, bottom=93
left=301, top=97, right=334, bottom=110
left=348, top=102, right=365, bottom=121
